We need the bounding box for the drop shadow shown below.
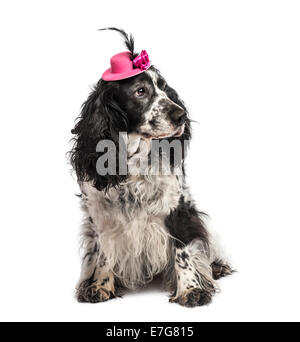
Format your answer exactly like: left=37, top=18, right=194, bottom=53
left=125, top=275, right=166, bottom=297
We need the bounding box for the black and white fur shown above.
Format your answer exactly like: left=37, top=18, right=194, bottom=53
left=70, top=28, right=233, bottom=307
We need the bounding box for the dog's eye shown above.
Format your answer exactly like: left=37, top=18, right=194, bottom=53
left=136, top=88, right=146, bottom=97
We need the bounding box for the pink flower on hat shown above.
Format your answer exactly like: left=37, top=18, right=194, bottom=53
left=132, top=50, right=150, bottom=70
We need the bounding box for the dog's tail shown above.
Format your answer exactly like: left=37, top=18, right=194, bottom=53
left=99, top=27, right=137, bottom=60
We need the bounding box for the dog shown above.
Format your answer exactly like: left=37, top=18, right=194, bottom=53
left=70, top=28, right=233, bottom=307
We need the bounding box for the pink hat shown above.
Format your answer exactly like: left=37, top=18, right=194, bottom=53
left=102, top=50, right=151, bottom=81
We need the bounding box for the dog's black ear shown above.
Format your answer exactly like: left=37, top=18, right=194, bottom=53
left=70, top=79, right=128, bottom=191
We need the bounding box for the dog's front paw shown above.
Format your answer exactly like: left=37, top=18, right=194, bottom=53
left=170, top=288, right=214, bottom=307
left=76, top=280, right=114, bottom=303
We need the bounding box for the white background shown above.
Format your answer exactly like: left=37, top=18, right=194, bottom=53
left=0, top=0, right=299, bottom=322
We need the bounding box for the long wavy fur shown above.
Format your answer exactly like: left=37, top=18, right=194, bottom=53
left=70, top=79, right=129, bottom=191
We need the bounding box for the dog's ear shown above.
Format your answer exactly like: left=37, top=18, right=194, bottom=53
left=70, top=79, right=128, bottom=191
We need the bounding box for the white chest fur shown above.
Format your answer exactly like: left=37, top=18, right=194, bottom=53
left=80, top=174, right=182, bottom=288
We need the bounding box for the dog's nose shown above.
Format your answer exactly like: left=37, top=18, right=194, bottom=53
left=170, top=106, right=185, bottom=126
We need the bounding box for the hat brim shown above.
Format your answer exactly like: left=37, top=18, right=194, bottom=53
left=102, top=63, right=152, bottom=81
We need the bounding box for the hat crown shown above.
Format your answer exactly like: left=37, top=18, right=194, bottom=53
left=110, top=51, right=132, bottom=73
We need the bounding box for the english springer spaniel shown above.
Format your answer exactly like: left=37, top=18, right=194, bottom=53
left=70, top=28, right=233, bottom=307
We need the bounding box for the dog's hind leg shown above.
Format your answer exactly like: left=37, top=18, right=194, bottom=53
left=75, top=216, right=117, bottom=303
left=207, top=231, right=235, bottom=280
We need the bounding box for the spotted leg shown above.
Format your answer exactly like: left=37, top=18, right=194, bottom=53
left=169, top=240, right=217, bottom=307
left=165, top=197, right=218, bottom=307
